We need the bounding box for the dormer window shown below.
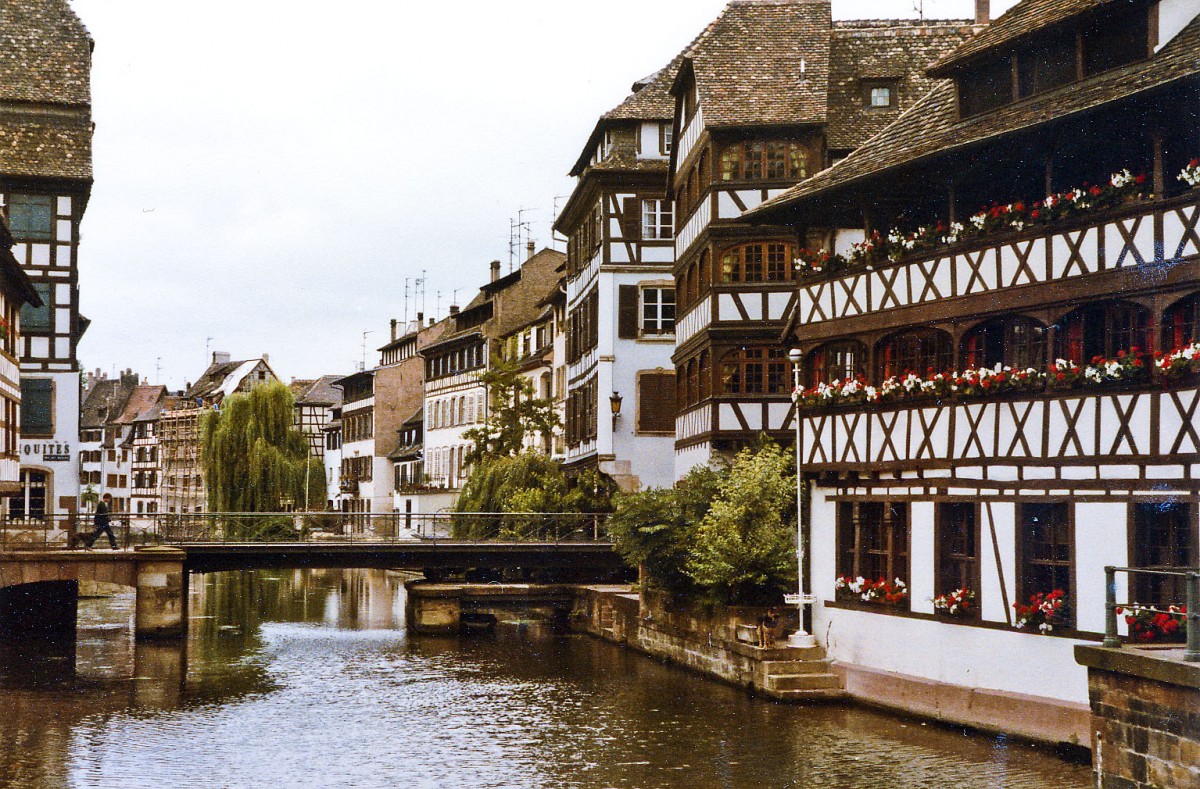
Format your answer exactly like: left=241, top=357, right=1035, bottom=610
left=861, top=80, right=898, bottom=108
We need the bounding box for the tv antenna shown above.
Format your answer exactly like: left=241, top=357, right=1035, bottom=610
left=360, top=330, right=373, bottom=371
left=509, top=207, right=536, bottom=271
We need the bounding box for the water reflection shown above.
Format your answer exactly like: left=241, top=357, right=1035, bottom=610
left=0, top=569, right=1091, bottom=788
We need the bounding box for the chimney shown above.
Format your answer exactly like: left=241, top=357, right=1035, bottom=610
left=490, top=259, right=501, bottom=283
left=526, top=240, right=535, bottom=260
left=262, top=353, right=269, bottom=363
left=390, top=318, right=398, bottom=341
left=212, top=351, right=231, bottom=365
left=975, top=0, right=989, bottom=24
left=416, top=311, right=424, bottom=323
left=449, top=305, right=460, bottom=316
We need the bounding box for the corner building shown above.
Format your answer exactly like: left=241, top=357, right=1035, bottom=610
left=669, top=0, right=978, bottom=477
left=0, top=0, right=94, bottom=522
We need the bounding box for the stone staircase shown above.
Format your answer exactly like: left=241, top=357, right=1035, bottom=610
left=752, top=644, right=844, bottom=701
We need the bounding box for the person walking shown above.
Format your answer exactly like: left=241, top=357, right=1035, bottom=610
left=84, top=493, right=119, bottom=550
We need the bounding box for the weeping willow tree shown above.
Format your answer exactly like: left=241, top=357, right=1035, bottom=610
left=199, top=381, right=324, bottom=537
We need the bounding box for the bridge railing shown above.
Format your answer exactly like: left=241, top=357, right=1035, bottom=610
left=1103, top=565, right=1199, bottom=662
left=148, top=511, right=610, bottom=545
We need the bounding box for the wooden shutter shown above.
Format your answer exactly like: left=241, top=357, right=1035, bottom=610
left=20, top=378, right=53, bottom=434
left=637, top=372, right=676, bottom=433
left=620, top=197, right=641, bottom=241
left=618, top=286, right=639, bottom=339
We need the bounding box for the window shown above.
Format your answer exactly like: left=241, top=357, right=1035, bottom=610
left=719, top=242, right=794, bottom=283
left=660, top=122, right=673, bottom=155
left=641, top=287, right=675, bottom=335
left=641, top=199, right=673, bottom=240
left=877, top=329, right=953, bottom=378
left=637, top=372, right=675, bottom=433
left=721, top=347, right=790, bottom=395
left=1053, top=302, right=1148, bottom=362
left=1082, top=4, right=1148, bottom=77
left=1162, top=293, right=1200, bottom=350
left=861, top=80, right=898, bottom=108
left=936, top=503, right=980, bottom=613
left=20, top=377, right=53, bottom=435
left=805, top=340, right=866, bottom=385
left=1019, top=503, right=1073, bottom=623
left=962, top=317, right=1047, bottom=370
left=11, top=469, right=47, bottom=520
left=1131, top=503, right=1197, bottom=610
left=958, top=57, right=1014, bottom=118
left=1016, top=28, right=1077, bottom=98
left=720, top=141, right=808, bottom=181
left=6, top=194, right=53, bottom=240
left=837, top=501, right=909, bottom=590
left=20, top=282, right=52, bottom=333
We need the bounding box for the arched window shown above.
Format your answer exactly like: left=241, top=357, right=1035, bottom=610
left=805, top=340, right=867, bottom=385
left=962, top=316, right=1047, bottom=370
left=720, top=347, right=790, bottom=395
left=1054, top=302, right=1149, bottom=362
left=877, top=329, right=953, bottom=379
left=1162, top=292, right=1200, bottom=350
left=719, top=242, right=794, bottom=283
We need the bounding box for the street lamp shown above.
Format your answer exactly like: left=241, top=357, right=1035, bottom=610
left=786, top=347, right=816, bottom=648
left=609, top=391, right=623, bottom=429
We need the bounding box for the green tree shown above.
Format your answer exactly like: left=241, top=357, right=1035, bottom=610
left=463, top=355, right=559, bottom=464
left=606, top=463, right=723, bottom=593
left=685, top=442, right=797, bottom=605
left=199, top=381, right=324, bottom=536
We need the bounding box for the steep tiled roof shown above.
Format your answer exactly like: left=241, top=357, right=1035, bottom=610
left=930, top=0, right=1104, bottom=75
left=0, top=117, right=92, bottom=180
left=80, top=378, right=136, bottom=429
left=293, top=374, right=344, bottom=407
left=826, top=19, right=979, bottom=150
left=184, top=358, right=274, bottom=401
left=681, top=0, right=832, bottom=129
left=751, top=14, right=1200, bottom=218
left=113, top=385, right=167, bottom=425
left=0, top=0, right=91, bottom=106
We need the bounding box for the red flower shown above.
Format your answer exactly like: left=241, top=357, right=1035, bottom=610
left=1135, top=174, right=1146, bottom=184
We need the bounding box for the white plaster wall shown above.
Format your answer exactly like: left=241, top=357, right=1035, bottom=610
left=909, top=501, right=936, bottom=614
left=810, top=487, right=839, bottom=602
left=1157, top=0, right=1200, bottom=52
left=1074, top=502, right=1128, bottom=634
left=674, top=442, right=713, bottom=481
left=980, top=501, right=1016, bottom=623
left=19, top=371, right=80, bottom=515
left=815, top=604, right=1090, bottom=704
left=833, top=228, right=866, bottom=257
left=638, top=122, right=669, bottom=160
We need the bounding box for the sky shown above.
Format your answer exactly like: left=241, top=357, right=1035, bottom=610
left=68, top=0, right=1020, bottom=392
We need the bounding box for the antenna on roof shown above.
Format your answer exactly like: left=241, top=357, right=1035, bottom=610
left=509, top=208, right=536, bottom=272
left=155, top=357, right=161, bottom=385
left=551, top=195, right=570, bottom=250
left=361, top=330, right=373, bottom=370
left=913, top=0, right=924, bottom=22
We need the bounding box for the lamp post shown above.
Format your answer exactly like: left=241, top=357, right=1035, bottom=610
left=786, top=348, right=816, bottom=648
left=609, top=391, right=622, bottom=430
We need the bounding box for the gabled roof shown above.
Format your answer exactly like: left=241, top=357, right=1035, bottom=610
left=184, top=358, right=275, bottom=401
left=292, top=374, right=344, bottom=407
left=675, top=0, right=832, bottom=130
left=113, top=385, right=167, bottom=425
left=0, top=0, right=92, bottom=106
left=80, top=377, right=136, bottom=430
left=750, top=13, right=1200, bottom=219
left=929, top=0, right=1109, bottom=75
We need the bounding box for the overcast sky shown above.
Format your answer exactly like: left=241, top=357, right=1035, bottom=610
left=68, top=0, right=1019, bottom=391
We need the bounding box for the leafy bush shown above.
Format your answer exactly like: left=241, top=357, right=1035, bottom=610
left=685, top=442, right=797, bottom=605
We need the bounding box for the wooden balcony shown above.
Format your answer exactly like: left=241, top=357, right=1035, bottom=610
left=794, top=192, right=1200, bottom=332
left=799, top=381, right=1200, bottom=476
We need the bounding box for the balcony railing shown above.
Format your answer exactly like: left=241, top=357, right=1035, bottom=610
left=1103, top=565, right=1199, bottom=661
left=794, top=191, right=1200, bottom=329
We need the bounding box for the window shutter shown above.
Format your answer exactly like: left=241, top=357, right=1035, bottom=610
left=637, top=372, right=676, bottom=433
left=20, top=378, right=53, bottom=434
left=618, top=286, right=639, bottom=339
left=621, top=197, right=641, bottom=241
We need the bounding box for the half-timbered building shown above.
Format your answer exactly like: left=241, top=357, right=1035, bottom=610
left=1, top=0, right=95, bottom=522
left=0, top=216, right=42, bottom=504
left=670, top=0, right=980, bottom=478
left=751, top=0, right=1200, bottom=742
left=416, top=250, right=564, bottom=509
left=555, top=63, right=679, bottom=491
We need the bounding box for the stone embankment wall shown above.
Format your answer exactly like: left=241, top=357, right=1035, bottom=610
left=1076, top=645, right=1200, bottom=788
left=570, top=586, right=806, bottom=695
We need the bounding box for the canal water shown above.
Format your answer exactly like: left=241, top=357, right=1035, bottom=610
left=0, top=569, right=1091, bottom=788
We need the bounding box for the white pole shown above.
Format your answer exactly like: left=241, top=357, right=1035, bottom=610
left=787, top=348, right=816, bottom=648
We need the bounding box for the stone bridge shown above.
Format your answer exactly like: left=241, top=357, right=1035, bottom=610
left=0, top=541, right=621, bottom=639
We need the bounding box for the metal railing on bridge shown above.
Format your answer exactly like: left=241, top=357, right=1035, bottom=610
left=1103, top=565, right=1199, bottom=662
left=148, top=511, right=610, bottom=545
